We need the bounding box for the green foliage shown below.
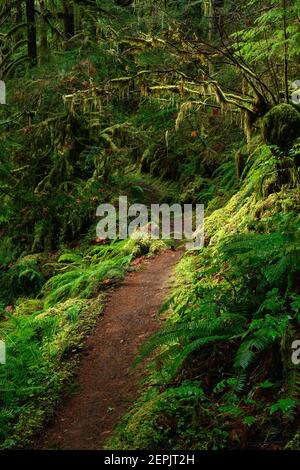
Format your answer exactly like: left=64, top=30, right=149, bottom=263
left=43, top=253, right=130, bottom=308
left=0, top=233, right=168, bottom=448
left=233, top=0, right=300, bottom=61
left=0, top=295, right=104, bottom=449
left=1, top=0, right=300, bottom=452
left=269, top=398, right=296, bottom=417
left=0, top=255, right=45, bottom=304
left=111, top=148, right=300, bottom=449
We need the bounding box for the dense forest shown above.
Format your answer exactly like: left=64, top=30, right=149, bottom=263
left=0, top=0, right=300, bottom=451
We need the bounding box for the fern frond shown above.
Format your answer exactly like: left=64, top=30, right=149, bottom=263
left=235, top=335, right=272, bottom=370
left=135, top=313, right=246, bottom=366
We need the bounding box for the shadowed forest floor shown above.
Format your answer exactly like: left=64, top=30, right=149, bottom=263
left=34, top=249, right=182, bottom=450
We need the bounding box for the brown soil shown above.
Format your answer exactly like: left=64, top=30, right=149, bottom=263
left=35, top=249, right=182, bottom=450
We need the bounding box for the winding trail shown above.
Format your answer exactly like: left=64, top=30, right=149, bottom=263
left=36, top=249, right=182, bottom=450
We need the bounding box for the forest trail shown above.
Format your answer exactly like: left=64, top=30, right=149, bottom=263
left=35, top=249, right=182, bottom=450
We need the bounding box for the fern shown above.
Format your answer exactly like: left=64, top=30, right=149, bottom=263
left=234, top=336, right=272, bottom=370
left=43, top=256, right=131, bottom=308
left=136, top=312, right=246, bottom=370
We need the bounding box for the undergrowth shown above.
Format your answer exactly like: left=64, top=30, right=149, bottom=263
left=0, top=236, right=168, bottom=449
left=107, top=141, right=300, bottom=450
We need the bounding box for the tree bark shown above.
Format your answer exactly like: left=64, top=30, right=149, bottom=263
left=15, top=0, right=23, bottom=41
left=39, top=0, right=49, bottom=63
left=16, top=1, right=23, bottom=23
left=63, top=1, right=75, bottom=40
left=282, top=0, right=289, bottom=103
left=26, top=0, right=37, bottom=64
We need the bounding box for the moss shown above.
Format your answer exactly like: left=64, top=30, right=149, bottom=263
left=14, top=299, right=44, bottom=316
left=107, top=383, right=228, bottom=450
left=106, top=394, right=165, bottom=450
left=285, top=432, right=300, bottom=450
left=0, top=294, right=104, bottom=449
left=58, top=252, right=83, bottom=264
left=262, top=104, right=300, bottom=152
left=179, top=177, right=210, bottom=204
left=124, top=235, right=169, bottom=257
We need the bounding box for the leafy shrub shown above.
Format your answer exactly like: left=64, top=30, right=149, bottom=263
left=0, top=255, right=45, bottom=304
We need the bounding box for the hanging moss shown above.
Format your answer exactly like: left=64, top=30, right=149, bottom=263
left=262, top=104, right=300, bottom=152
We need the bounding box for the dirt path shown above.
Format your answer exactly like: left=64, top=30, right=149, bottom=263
left=35, top=249, right=182, bottom=450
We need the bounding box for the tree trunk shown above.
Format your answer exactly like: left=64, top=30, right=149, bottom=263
left=63, top=1, right=75, bottom=40
left=16, top=1, right=23, bottom=23
left=15, top=0, right=23, bottom=41
left=208, top=1, right=214, bottom=76
left=26, top=0, right=37, bottom=64
left=39, top=1, right=49, bottom=63
left=282, top=0, right=289, bottom=103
